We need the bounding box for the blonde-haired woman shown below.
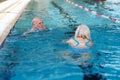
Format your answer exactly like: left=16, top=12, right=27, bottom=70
left=62, top=24, right=93, bottom=64
left=62, top=24, right=92, bottom=65
left=66, top=24, right=92, bottom=49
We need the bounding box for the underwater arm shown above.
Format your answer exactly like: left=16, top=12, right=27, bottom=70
left=23, top=29, right=34, bottom=36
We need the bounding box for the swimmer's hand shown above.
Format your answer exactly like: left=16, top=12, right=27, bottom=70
left=22, top=29, right=33, bottom=36
left=22, top=32, right=28, bottom=36
left=61, top=39, right=68, bottom=43
left=22, top=31, right=29, bottom=36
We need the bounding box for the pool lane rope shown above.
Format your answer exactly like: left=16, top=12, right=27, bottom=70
left=66, top=0, right=120, bottom=24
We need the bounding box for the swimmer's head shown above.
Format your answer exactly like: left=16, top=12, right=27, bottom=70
left=32, top=17, right=42, bottom=26
left=75, top=24, right=91, bottom=40
left=32, top=17, right=46, bottom=30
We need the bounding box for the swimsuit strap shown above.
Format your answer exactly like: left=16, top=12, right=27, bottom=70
left=85, top=40, right=91, bottom=47
left=73, top=37, right=80, bottom=46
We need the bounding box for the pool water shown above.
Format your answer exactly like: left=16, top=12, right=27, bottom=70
left=0, top=0, right=120, bottom=80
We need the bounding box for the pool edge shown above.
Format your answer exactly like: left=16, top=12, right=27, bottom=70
left=0, top=0, right=31, bottom=47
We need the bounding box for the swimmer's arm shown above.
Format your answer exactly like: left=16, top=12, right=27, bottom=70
left=66, top=39, right=72, bottom=44
left=23, top=29, right=34, bottom=36
left=62, top=38, right=72, bottom=44
left=62, top=38, right=75, bottom=47
left=61, top=39, right=68, bottom=43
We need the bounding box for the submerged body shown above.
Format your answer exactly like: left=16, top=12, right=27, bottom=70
left=62, top=24, right=93, bottom=65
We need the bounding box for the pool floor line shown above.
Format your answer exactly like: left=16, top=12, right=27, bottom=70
left=51, top=1, right=78, bottom=29
left=0, top=0, right=31, bottom=47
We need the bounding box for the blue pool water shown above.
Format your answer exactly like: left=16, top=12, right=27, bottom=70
left=0, top=0, right=120, bottom=80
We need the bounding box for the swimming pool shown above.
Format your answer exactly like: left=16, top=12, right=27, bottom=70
left=0, top=0, right=120, bottom=80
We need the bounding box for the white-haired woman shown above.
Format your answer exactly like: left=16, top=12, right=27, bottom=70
left=66, top=24, right=93, bottom=49
left=62, top=24, right=93, bottom=64
left=62, top=24, right=93, bottom=65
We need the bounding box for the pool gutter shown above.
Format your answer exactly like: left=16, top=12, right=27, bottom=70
left=0, top=0, right=31, bottom=46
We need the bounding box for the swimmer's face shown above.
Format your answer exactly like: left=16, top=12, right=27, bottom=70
left=77, top=35, right=88, bottom=39
left=38, top=21, right=43, bottom=27
left=32, top=18, right=43, bottom=28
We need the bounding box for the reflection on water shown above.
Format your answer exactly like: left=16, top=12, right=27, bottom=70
left=30, top=0, right=53, bottom=14
left=61, top=45, right=107, bottom=80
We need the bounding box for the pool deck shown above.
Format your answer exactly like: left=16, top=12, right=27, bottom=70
left=0, top=0, right=30, bottom=46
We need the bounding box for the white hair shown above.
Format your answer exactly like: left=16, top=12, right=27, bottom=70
left=75, top=24, right=91, bottom=40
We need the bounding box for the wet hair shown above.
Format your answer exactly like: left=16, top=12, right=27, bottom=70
left=75, top=24, right=91, bottom=40
left=32, top=17, right=42, bottom=26
left=32, top=21, right=37, bottom=26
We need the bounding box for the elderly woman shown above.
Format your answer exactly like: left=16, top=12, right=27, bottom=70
left=62, top=24, right=93, bottom=66
left=66, top=24, right=93, bottom=49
